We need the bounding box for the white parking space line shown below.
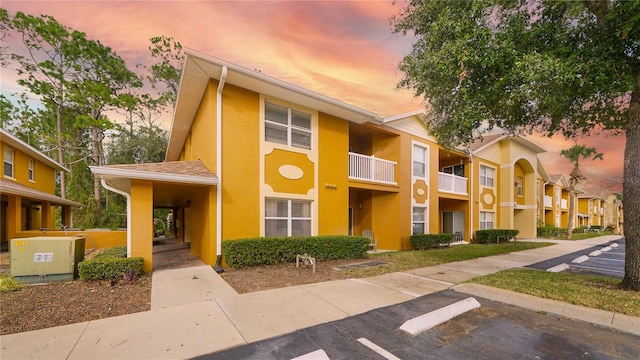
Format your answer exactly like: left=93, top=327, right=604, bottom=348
left=290, top=349, right=330, bottom=360
left=357, top=338, right=401, bottom=360
left=571, top=264, right=625, bottom=275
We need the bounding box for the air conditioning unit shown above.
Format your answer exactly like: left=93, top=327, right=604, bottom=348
left=10, top=236, right=85, bottom=284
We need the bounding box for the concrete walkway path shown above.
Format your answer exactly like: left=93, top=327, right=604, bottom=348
left=2, top=236, right=637, bottom=359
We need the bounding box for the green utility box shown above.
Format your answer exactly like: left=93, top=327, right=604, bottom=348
left=10, top=236, right=85, bottom=283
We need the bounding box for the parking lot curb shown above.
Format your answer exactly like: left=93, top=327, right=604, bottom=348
left=453, top=283, right=640, bottom=337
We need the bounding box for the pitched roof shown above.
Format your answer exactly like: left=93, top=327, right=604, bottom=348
left=548, top=174, right=565, bottom=183
left=0, top=178, right=81, bottom=207
left=468, top=132, right=546, bottom=154
left=0, top=129, right=69, bottom=172
left=468, top=133, right=505, bottom=151
left=90, top=160, right=218, bottom=194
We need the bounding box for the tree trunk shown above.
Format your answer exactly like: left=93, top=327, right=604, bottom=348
left=621, top=74, right=640, bottom=291
left=57, top=76, right=66, bottom=199
left=91, top=124, right=103, bottom=223
left=567, top=188, right=575, bottom=240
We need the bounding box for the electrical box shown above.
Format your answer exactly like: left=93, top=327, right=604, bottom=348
left=10, top=236, right=85, bottom=283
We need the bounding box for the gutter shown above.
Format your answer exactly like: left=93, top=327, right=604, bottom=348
left=214, top=66, right=227, bottom=273
left=100, top=179, right=132, bottom=257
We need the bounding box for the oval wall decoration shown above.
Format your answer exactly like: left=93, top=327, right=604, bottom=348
left=416, top=188, right=425, bottom=196
left=279, top=164, right=304, bottom=180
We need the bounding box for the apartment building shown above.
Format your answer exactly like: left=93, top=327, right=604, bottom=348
left=89, top=50, right=617, bottom=270
left=1, top=129, right=80, bottom=251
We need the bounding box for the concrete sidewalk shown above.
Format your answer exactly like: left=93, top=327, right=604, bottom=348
left=2, top=236, right=637, bottom=359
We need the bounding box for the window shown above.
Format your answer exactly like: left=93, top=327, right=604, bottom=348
left=480, top=165, right=494, bottom=187
left=412, top=207, right=427, bottom=235
left=3, top=147, right=14, bottom=178
left=265, top=199, right=311, bottom=237
left=28, top=159, right=35, bottom=181
left=265, top=102, right=312, bottom=149
left=412, top=144, right=428, bottom=177
left=442, top=164, right=464, bottom=177
left=479, top=211, right=494, bottom=230
left=516, top=176, right=523, bottom=196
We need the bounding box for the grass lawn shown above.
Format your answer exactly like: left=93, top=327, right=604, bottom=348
left=470, top=269, right=640, bottom=317
left=568, top=230, right=616, bottom=240
left=346, top=242, right=553, bottom=277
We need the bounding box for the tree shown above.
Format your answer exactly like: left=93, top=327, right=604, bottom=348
left=392, top=0, right=639, bottom=289
left=146, top=36, right=184, bottom=109
left=560, top=144, right=604, bottom=239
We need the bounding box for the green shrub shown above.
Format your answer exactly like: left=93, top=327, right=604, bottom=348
left=537, top=225, right=566, bottom=238
left=78, top=257, right=144, bottom=280
left=94, top=246, right=127, bottom=259
left=474, top=229, right=519, bottom=244
left=222, top=235, right=370, bottom=268
left=410, top=233, right=455, bottom=250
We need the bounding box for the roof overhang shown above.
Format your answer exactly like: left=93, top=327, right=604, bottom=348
left=90, top=161, right=218, bottom=194
left=0, top=178, right=81, bottom=207
left=166, top=48, right=384, bottom=161
left=0, top=129, right=69, bottom=172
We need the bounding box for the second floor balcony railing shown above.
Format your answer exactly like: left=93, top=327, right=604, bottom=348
left=348, top=152, right=396, bottom=185
left=438, top=172, right=468, bottom=195
left=561, top=199, right=568, bottom=210
left=544, top=195, right=552, bottom=207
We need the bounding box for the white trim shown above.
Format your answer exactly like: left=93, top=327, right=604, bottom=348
left=1, top=128, right=69, bottom=172
left=216, top=66, right=227, bottom=259
left=101, top=179, right=132, bottom=257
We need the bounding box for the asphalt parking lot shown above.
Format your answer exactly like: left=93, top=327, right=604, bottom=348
left=528, top=237, right=625, bottom=278
left=196, top=289, right=639, bottom=360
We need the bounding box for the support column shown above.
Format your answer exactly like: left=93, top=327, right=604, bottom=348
left=130, top=180, right=154, bottom=272
left=7, top=195, right=21, bottom=249
left=40, top=201, right=51, bottom=229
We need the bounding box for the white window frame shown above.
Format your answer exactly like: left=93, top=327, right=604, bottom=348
left=442, top=164, right=464, bottom=177
left=3, top=147, right=14, bottom=178
left=479, top=211, right=494, bottom=230
left=412, top=143, right=428, bottom=178
left=265, top=198, right=312, bottom=237
left=28, top=158, right=35, bottom=182
left=516, top=176, right=523, bottom=197
left=480, top=165, right=494, bottom=187
left=264, top=101, right=312, bottom=150
left=412, top=206, right=428, bottom=235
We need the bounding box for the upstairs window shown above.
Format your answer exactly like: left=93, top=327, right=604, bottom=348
left=28, top=159, right=35, bottom=181
left=480, top=165, right=494, bottom=187
left=265, top=102, right=312, bottom=149
left=412, top=144, right=428, bottom=177
left=265, top=198, right=312, bottom=237
left=516, top=176, right=523, bottom=196
left=3, top=147, right=14, bottom=178
left=442, top=164, right=465, bottom=177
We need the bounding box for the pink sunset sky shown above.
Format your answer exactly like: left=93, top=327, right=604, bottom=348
left=1, top=0, right=625, bottom=192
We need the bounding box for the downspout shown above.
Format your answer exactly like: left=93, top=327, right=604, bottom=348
left=214, top=66, right=227, bottom=273
left=101, top=179, right=132, bottom=257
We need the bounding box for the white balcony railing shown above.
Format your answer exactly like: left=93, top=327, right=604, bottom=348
left=348, top=152, right=396, bottom=185
left=438, top=172, right=468, bottom=195
left=561, top=199, right=568, bottom=210
left=544, top=195, right=552, bottom=207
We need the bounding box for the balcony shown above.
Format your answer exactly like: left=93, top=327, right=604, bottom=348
left=561, top=199, right=568, bottom=210
left=544, top=195, right=552, bottom=207
left=438, top=172, right=467, bottom=195
left=348, top=152, right=396, bottom=185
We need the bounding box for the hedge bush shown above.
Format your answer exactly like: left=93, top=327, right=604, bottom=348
left=93, top=246, right=127, bottom=259
left=537, top=224, right=566, bottom=238
left=474, top=229, right=519, bottom=244
left=410, top=233, right=455, bottom=250
left=222, top=235, right=370, bottom=268
left=78, top=257, right=144, bottom=280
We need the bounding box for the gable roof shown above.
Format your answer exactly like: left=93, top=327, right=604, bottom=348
left=166, top=49, right=387, bottom=161
left=0, top=129, right=69, bottom=172
left=469, top=132, right=546, bottom=154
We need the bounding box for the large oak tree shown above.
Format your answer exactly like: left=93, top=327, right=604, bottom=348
left=392, top=0, right=639, bottom=289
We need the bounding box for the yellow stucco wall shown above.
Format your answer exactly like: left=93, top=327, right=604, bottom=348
left=318, top=113, right=349, bottom=235
left=222, top=84, right=261, bottom=240
left=1, top=142, right=56, bottom=194
left=130, top=180, right=153, bottom=272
